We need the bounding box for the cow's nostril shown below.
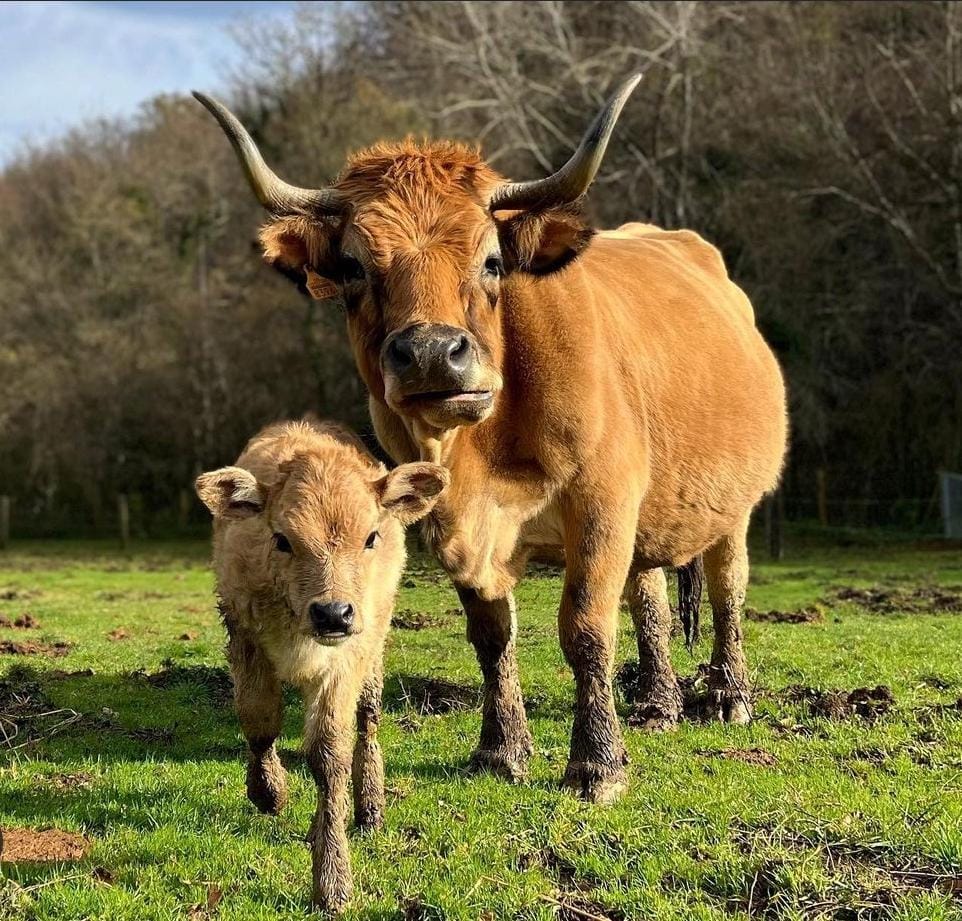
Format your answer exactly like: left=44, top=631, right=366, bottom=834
left=387, top=336, right=415, bottom=372
left=446, top=335, right=471, bottom=372
left=309, top=601, right=355, bottom=634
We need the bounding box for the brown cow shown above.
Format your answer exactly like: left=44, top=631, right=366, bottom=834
left=195, top=74, right=788, bottom=804
left=196, top=419, right=447, bottom=911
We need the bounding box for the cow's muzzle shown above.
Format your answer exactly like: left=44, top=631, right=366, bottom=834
left=381, top=324, right=496, bottom=424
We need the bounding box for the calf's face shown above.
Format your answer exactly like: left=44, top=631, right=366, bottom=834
left=196, top=456, right=447, bottom=646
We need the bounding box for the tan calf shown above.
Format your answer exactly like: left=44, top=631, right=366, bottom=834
left=195, top=419, right=447, bottom=912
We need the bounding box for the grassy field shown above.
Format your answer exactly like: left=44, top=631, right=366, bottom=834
left=1, top=534, right=961, bottom=920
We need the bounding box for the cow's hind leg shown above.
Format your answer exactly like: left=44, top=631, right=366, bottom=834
left=704, top=517, right=752, bottom=724
left=457, top=587, right=533, bottom=782
left=227, top=624, right=288, bottom=814
left=626, top=564, right=682, bottom=731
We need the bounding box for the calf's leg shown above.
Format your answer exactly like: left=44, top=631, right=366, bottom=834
left=227, top=624, right=287, bottom=814
left=559, top=495, right=637, bottom=804
left=704, top=516, right=752, bottom=724
left=457, top=586, right=533, bottom=782
left=352, top=665, right=385, bottom=830
left=626, top=564, right=682, bottom=731
left=305, top=704, right=354, bottom=913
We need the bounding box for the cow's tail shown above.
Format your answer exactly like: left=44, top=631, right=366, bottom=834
left=677, top=555, right=704, bottom=652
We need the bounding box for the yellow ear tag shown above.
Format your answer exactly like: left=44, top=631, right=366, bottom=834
left=303, top=266, right=338, bottom=300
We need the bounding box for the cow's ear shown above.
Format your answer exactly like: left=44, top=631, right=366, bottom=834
left=376, top=463, right=449, bottom=526
left=496, top=203, right=595, bottom=276
left=195, top=466, right=265, bottom=520
left=259, top=217, right=338, bottom=299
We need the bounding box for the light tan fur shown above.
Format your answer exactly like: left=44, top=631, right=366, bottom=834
left=196, top=419, right=447, bottom=912
left=248, top=140, right=787, bottom=802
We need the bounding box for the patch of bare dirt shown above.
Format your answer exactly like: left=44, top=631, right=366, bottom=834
left=391, top=609, right=446, bottom=630
left=0, top=640, right=71, bottom=657
left=106, top=628, right=129, bottom=641
left=828, top=584, right=962, bottom=614
left=745, top=605, right=824, bottom=624
left=0, top=613, right=40, bottom=629
left=179, top=631, right=199, bottom=641
left=699, top=747, right=777, bottom=767
left=0, top=827, right=89, bottom=862
left=41, top=771, right=94, bottom=792
left=0, top=588, right=39, bottom=602
left=394, top=676, right=478, bottom=714
left=782, top=684, right=895, bottom=721
left=0, top=668, right=84, bottom=749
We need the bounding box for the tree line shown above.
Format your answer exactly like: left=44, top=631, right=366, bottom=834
left=1, top=1, right=959, bottom=537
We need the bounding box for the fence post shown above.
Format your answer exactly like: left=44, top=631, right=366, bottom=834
left=118, top=494, right=130, bottom=551
left=0, top=496, right=9, bottom=550
left=765, top=490, right=783, bottom=560
left=815, top=468, right=828, bottom=527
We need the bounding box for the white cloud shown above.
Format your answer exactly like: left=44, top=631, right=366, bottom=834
left=0, top=0, right=294, bottom=162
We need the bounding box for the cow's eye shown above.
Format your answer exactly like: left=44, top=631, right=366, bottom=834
left=483, top=255, right=504, bottom=278
left=364, top=530, right=379, bottom=551
left=273, top=533, right=293, bottom=554
left=340, top=254, right=366, bottom=282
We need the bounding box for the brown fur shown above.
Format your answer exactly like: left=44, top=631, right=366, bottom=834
left=196, top=418, right=447, bottom=911
left=249, top=141, right=787, bottom=802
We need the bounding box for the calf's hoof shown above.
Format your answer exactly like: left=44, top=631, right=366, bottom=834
left=561, top=760, right=627, bottom=805
left=709, top=688, right=752, bottom=725
left=354, top=799, right=385, bottom=832
left=312, top=878, right=352, bottom=915
left=246, top=752, right=288, bottom=815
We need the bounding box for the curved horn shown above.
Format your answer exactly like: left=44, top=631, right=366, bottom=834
left=488, top=73, right=642, bottom=213
left=192, top=91, right=344, bottom=216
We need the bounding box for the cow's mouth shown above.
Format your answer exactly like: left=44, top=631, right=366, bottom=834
left=403, top=389, right=493, bottom=407
left=312, top=630, right=353, bottom=647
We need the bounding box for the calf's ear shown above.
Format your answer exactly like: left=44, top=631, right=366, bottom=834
left=195, top=466, right=265, bottom=520
left=377, top=463, right=449, bottom=525
left=496, top=203, right=595, bottom=275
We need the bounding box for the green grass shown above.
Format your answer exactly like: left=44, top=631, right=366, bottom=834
left=1, top=535, right=962, bottom=919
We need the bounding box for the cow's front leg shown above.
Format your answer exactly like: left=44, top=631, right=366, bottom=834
left=227, top=624, right=288, bottom=815
left=305, top=704, right=354, bottom=913
left=559, top=498, right=637, bottom=804
left=352, top=665, right=385, bottom=830
left=457, top=586, right=533, bottom=782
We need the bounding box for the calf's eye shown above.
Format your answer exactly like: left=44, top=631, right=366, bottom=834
left=364, top=530, right=379, bottom=551
left=273, top=533, right=293, bottom=554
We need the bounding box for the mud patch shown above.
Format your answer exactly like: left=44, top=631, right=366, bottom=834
left=699, top=747, right=777, bottom=767
left=106, top=628, right=129, bottom=642
left=0, top=827, right=89, bottom=862
left=0, top=588, right=39, bottom=602
left=782, top=684, right=895, bottom=720
left=179, top=631, right=199, bottom=641
left=134, top=660, right=233, bottom=706
left=391, top=675, right=478, bottom=714
left=391, top=609, right=446, bottom=631
left=0, top=640, right=71, bottom=657
left=745, top=605, right=823, bottom=624
left=0, top=613, right=40, bottom=629
left=40, top=771, right=95, bottom=792
left=828, top=584, right=962, bottom=614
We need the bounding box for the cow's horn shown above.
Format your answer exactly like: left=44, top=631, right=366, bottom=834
left=488, top=73, right=641, bottom=213
left=193, top=92, right=344, bottom=216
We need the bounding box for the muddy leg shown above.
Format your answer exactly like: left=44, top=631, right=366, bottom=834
left=306, top=707, right=354, bottom=913
left=626, top=565, right=682, bottom=731
left=352, top=665, right=385, bottom=831
left=228, top=625, right=287, bottom=815
left=704, top=517, right=752, bottom=724
left=559, top=498, right=636, bottom=804
left=457, top=586, right=533, bottom=782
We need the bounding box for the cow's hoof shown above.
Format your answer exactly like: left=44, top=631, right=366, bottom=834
left=312, top=879, right=351, bottom=915
left=709, top=689, right=752, bottom=725
left=628, top=692, right=682, bottom=732
left=466, top=746, right=530, bottom=783
left=354, top=801, right=385, bottom=832
left=246, top=753, right=288, bottom=815
left=561, top=761, right=627, bottom=805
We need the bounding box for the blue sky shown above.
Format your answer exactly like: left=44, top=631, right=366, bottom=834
left=0, top=0, right=296, bottom=164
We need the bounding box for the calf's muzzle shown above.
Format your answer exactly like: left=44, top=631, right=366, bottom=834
left=309, top=600, right=355, bottom=638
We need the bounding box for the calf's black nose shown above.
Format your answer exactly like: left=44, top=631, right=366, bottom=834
left=309, top=600, right=354, bottom=634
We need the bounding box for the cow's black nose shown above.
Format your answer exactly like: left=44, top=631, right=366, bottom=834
left=443, top=334, right=471, bottom=373
left=309, top=601, right=354, bottom=635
